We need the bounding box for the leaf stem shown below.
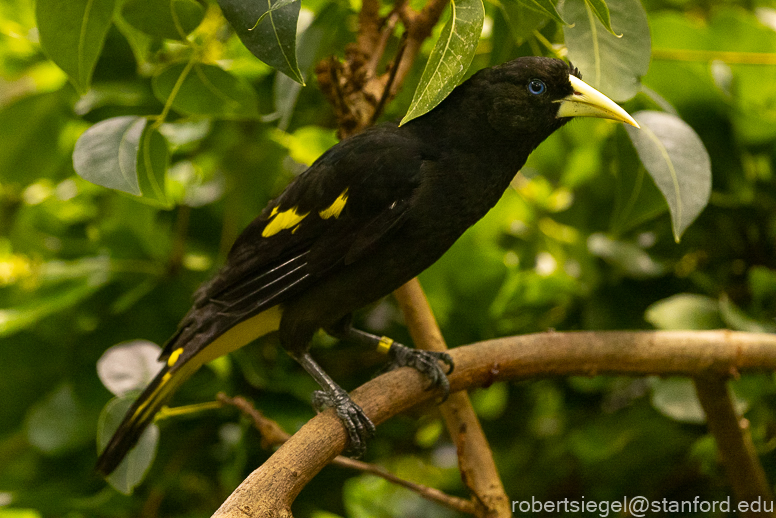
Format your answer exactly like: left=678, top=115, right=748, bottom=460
left=152, top=56, right=197, bottom=130
left=532, top=30, right=562, bottom=58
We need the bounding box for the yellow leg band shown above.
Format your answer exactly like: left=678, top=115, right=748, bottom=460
left=376, top=336, right=394, bottom=354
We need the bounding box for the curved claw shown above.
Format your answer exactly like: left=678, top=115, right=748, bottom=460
left=312, top=389, right=375, bottom=457
left=387, top=345, right=454, bottom=401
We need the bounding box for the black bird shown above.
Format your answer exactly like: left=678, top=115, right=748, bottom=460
left=96, top=56, right=638, bottom=475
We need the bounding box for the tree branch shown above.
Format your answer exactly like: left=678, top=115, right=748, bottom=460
left=394, top=279, right=511, bottom=517
left=217, top=393, right=475, bottom=514
left=315, top=0, right=450, bottom=137
left=693, top=377, right=775, bottom=517
left=211, top=330, right=776, bottom=517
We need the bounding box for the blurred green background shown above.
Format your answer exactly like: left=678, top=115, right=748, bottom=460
left=2, top=0, right=776, bottom=515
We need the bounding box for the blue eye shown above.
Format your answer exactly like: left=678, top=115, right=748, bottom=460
left=528, top=79, right=546, bottom=95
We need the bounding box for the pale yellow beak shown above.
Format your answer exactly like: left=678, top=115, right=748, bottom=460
left=556, top=75, right=639, bottom=128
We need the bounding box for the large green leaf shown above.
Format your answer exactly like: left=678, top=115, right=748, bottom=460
left=513, top=0, right=566, bottom=26
left=401, top=0, right=485, bottom=125
left=152, top=63, right=259, bottom=118
left=35, top=0, right=116, bottom=93
left=121, top=0, right=205, bottom=40
left=498, top=0, right=549, bottom=46
left=73, top=116, right=145, bottom=195
left=645, top=294, right=722, bottom=330
left=73, top=116, right=172, bottom=204
left=625, top=111, right=711, bottom=242
left=218, top=0, right=304, bottom=83
left=562, top=0, right=650, bottom=102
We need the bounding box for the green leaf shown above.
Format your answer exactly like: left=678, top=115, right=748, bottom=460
left=218, top=0, right=304, bottom=84
left=25, top=384, right=92, bottom=455
left=498, top=0, right=549, bottom=46
left=512, top=0, right=566, bottom=26
left=609, top=128, right=671, bottom=235
left=719, top=295, right=776, bottom=334
left=582, top=0, right=616, bottom=35
left=152, top=63, right=259, bottom=118
left=649, top=378, right=705, bottom=424
left=625, top=111, right=711, bottom=242
left=73, top=115, right=145, bottom=195
left=121, top=0, right=205, bottom=40
left=249, top=0, right=299, bottom=30
left=650, top=378, right=748, bottom=424
left=401, top=0, right=485, bottom=125
left=35, top=0, right=116, bottom=93
left=644, top=294, right=723, bottom=330
left=587, top=233, right=665, bottom=278
left=136, top=125, right=171, bottom=208
left=97, top=395, right=159, bottom=494
left=562, top=0, right=650, bottom=101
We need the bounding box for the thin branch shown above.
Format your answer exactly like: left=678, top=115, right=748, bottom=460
left=693, top=377, right=774, bottom=517
left=211, top=330, right=776, bottom=517
left=365, top=11, right=401, bottom=77
left=370, top=31, right=407, bottom=125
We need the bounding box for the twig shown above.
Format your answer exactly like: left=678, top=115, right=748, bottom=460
left=211, top=330, right=776, bottom=517
left=365, top=11, right=401, bottom=77
left=217, top=393, right=291, bottom=447
left=693, top=377, right=774, bottom=517
left=370, top=31, right=408, bottom=125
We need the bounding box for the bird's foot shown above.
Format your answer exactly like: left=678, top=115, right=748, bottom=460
left=312, top=388, right=375, bottom=457
left=383, top=343, right=454, bottom=401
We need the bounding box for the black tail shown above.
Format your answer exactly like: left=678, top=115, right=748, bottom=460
left=96, top=361, right=190, bottom=476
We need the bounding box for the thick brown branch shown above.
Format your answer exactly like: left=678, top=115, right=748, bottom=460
left=693, top=378, right=774, bottom=517
left=211, top=330, right=776, bottom=517
left=394, top=279, right=511, bottom=518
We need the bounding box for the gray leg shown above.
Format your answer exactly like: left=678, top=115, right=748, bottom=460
left=329, top=322, right=454, bottom=400
left=291, top=351, right=375, bottom=456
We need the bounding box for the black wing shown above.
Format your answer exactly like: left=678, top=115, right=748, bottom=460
left=161, top=123, right=426, bottom=359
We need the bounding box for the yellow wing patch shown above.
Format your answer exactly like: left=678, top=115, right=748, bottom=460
left=262, top=207, right=308, bottom=237
left=319, top=189, right=349, bottom=220
left=167, top=347, right=184, bottom=367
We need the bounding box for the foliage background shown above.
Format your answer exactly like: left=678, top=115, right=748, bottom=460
left=1, top=0, right=776, bottom=515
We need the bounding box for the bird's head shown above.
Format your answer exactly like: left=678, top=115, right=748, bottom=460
left=468, top=57, right=638, bottom=144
